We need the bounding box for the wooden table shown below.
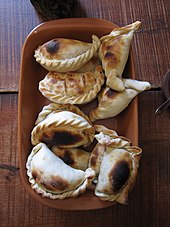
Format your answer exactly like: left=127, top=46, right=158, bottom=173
left=0, top=0, right=169, bottom=226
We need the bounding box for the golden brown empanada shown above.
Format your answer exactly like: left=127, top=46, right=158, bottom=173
left=94, top=130, right=142, bottom=204
left=89, top=79, right=151, bottom=122
left=51, top=146, right=90, bottom=171
left=31, top=103, right=95, bottom=148
left=39, top=65, right=104, bottom=105
left=99, top=21, right=141, bottom=91
left=34, top=35, right=101, bottom=72
left=26, top=143, right=95, bottom=199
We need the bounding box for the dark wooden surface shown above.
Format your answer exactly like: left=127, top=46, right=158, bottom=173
left=0, top=0, right=170, bottom=226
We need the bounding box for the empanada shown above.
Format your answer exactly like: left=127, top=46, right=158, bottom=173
left=89, top=79, right=151, bottom=122
left=51, top=146, right=90, bottom=171
left=34, top=35, right=100, bottom=72
left=88, top=125, right=118, bottom=180
left=26, top=143, right=95, bottom=199
left=94, top=131, right=142, bottom=204
left=99, top=21, right=141, bottom=91
left=89, top=125, right=130, bottom=180
left=31, top=104, right=95, bottom=148
left=39, top=65, right=104, bottom=105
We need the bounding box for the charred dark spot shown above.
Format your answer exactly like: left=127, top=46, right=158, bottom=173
left=41, top=130, right=83, bottom=147
left=32, top=170, right=44, bottom=181
left=35, top=172, right=69, bottom=192
left=76, top=88, right=84, bottom=95
left=89, top=146, right=100, bottom=167
left=104, top=52, right=114, bottom=58
left=90, top=156, right=97, bottom=167
left=104, top=51, right=118, bottom=65
left=41, top=178, right=68, bottom=192
left=32, top=170, right=37, bottom=180
left=105, top=88, right=117, bottom=98
left=110, top=160, right=130, bottom=192
left=61, top=150, right=74, bottom=166
left=50, top=175, right=69, bottom=191
left=40, top=180, right=49, bottom=189
left=46, top=40, right=60, bottom=54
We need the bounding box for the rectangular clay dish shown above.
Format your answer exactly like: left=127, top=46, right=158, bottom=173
left=18, top=18, right=138, bottom=210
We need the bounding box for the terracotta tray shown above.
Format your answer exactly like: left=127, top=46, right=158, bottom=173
left=18, top=18, right=138, bottom=210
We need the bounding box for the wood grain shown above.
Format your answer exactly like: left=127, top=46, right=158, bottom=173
left=0, top=0, right=42, bottom=92
left=0, top=92, right=169, bottom=227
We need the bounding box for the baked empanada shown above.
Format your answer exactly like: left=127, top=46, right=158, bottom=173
left=88, top=125, right=118, bottom=180
left=26, top=143, right=95, bottom=199
left=94, top=131, right=142, bottom=204
left=39, top=65, right=104, bottom=105
left=34, top=35, right=100, bottom=72
left=89, top=125, right=130, bottom=180
left=99, top=21, right=141, bottom=91
left=51, top=146, right=90, bottom=171
left=89, top=79, right=151, bottom=122
left=31, top=104, right=95, bottom=148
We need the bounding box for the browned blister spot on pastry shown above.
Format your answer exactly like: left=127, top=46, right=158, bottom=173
left=90, top=156, right=97, bottom=169
left=103, top=37, right=125, bottom=66
left=33, top=169, right=70, bottom=192
left=105, top=51, right=119, bottom=65
left=105, top=88, right=117, bottom=98
left=59, top=149, right=74, bottom=166
left=109, top=160, right=130, bottom=192
left=90, top=148, right=99, bottom=168
left=50, top=175, right=83, bottom=192
left=45, top=39, right=60, bottom=55
left=40, top=128, right=83, bottom=147
left=32, top=170, right=39, bottom=180
left=49, top=175, right=70, bottom=191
